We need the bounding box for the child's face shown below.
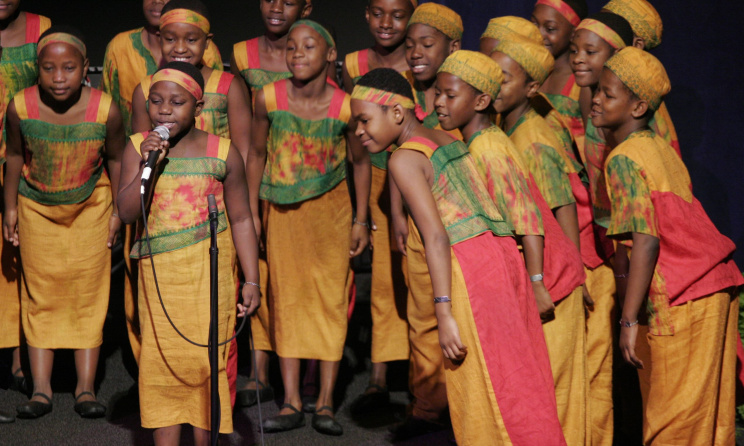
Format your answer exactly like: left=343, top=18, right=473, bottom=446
left=38, top=43, right=88, bottom=103
left=351, top=99, right=400, bottom=153
left=590, top=68, right=637, bottom=130
left=159, top=22, right=208, bottom=66
left=569, top=29, right=615, bottom=88
left=143, top=0, right=169, bottom=28
left=260, top=0, right=310, bottom=36
left=0, top=0, right=20, bottom=22
left=366, top=0, right=413, bottom=49
left=286, top=26, right=335, bottom=81
left=490, top=51, right=531, bottom=115
left=405, top=24, right=456, bottom=83
left=531, top=4, right=574, bottom=58
left=434, top=72, right=480, bottom=132
left=148, top=80, right=202, bottom=136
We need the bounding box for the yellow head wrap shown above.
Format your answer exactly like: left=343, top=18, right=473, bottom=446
left=493, top=34, right=555, bottom=84
left=351, top=84, right=415, bottom=109
left=480, top=16, right=543, bottom=45
left=535, top=0, right=581, bottom=26
left=604, top=46, right=669, bottom=110
left=151, top=68, right=204, bottom=100
left=408, top=3, right=463, bottom=41
left=37, top=32, right=87, bottom=58
left=603, top=0, right=662, bottom=49
left=438, top=50, right=504, bottom=100
left=575, top=18, right=627, bottom=49
left=160, top=8, right=211, bottom=34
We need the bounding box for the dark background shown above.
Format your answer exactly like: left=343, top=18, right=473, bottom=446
left=22, top=0, right=744, bottom=266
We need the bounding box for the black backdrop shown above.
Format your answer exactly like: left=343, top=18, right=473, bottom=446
left=22, top=0, right=744, bottom=266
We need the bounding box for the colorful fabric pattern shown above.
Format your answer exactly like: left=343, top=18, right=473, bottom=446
left=467, top=126, right=543, bottom=237
left=15, top=87, right=110, bottom=205
left=232, top=38, right=292, bottom=99
left=396, top=137, right=512, bottom=244
left=576, top=18, right=627, bottom=49
left=507, top=109, right=576, bottom=210
left=151, top=68, right=204, bottom=99
left=260, top=79, right=349, bottom=204
left=480, top=16, right=543, bottom=44
left=605, top=47, right=670, bottom=111
left=542, top=73, right=585, bottom=155
left=351, top=85, right=415, bottom=109
left=0, top=13, right=51, bottom=164
left=536, top=0, right=581, bottom=26
left=438, top=50, right=503, bottom=100
left=603, top=0, right=662, bottom=49
left=37, top=32, right=86, bottom=57
left=605, top=130, right=743, bottom=334
left=583, top=118, right=612, bottom=227
left=160, top=8, right=210, bottom=34
left=409, top=3, right=463, bottom=40
left=494, top=34, right=554, bottom=84
left=290, top=20, right=335, bottom=48
left=130, top=132, right=230, bottom=258
left=101, top=28, right=223, bottom=136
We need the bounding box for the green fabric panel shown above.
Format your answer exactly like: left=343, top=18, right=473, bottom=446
left=131, top=211, right=228, bottom=258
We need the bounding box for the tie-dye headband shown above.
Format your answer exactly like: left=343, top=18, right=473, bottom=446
left=151, top=68, right=204, bottom=100
left=535, top=0, right=580, bottom=27
left=160, top=9, right=211, bottom=34
left=351, top=85, right=415, bottom=109
left=37, top=33, right=87, bottom=58
left=290, top=20, right=336, bottom=48
left=576, top=18, right=626, bottom=49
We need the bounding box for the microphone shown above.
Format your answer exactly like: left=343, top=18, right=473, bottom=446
left=207, top=194, right=218, bottom=221
left=140, top=125, right=170, bottom=194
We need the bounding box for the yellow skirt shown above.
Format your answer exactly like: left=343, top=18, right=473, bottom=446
left=137, top=229, right=236, bottom=433
left=266, top=181, right=352, bottom=361
left=369, top=166, right=409, bottom=363
left=0, top=173, right=22, bottom=349
left=250, top=200, right=272, bottom=351
left=18, top=178, right=112, bottom=349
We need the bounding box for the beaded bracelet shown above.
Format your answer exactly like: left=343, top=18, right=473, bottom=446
left=243, top=281, right=261, bottom=290
left=353, top=218, right=369, bottom=228
left=619, top=319, right=638, bottom=328
left=529, top=273, right=544, bottom=282
left=433, top=296, right=451, bottom=304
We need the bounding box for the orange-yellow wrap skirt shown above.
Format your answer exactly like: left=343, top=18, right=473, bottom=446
left=137, top=229, right=236, bottom=433
left=266, top=181, right=353, bottom=361
left=0, top=173, right=22, bottom=349
left=18, top=178, right=112, bottom=349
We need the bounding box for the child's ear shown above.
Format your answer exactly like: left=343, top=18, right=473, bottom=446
left=83, top=58, right=90, bottom=75
left=206, top=32, right=214, bottom=42
left=194, top=99, right=205, bottom=117
left=474, top=93, right=492, bottom=112
left=365, top=6, right=370, bottom=24
left=631, top=99, right=649, bottom=119
left=326, top=46, right=338, bottom=63
left=392, top=104, right=406, bottom=125
left=525, top=80, right=540, bottom=99
left=632, top=37, right=645, bottom=49
left=301, top=1, right=313, bottom=18
left=449, top=39, right=461, bottom=54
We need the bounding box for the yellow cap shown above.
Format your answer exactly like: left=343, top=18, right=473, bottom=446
left=438, top=50, right=504, bottom=99
left=481, top=16, right=543, bottom=45
left=408, top=3, right=463, bottom=40
left=603, top=0, right=662, bottom=49
left=493, top=34, right=555, bottom=84
left=604, top=46, right=670, bottom=110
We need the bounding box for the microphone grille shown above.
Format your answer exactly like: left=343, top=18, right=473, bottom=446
left=152, top=125, right=170, bottom=141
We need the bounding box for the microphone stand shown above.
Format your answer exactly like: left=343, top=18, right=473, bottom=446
left=207, top=194, right=220, bottom=446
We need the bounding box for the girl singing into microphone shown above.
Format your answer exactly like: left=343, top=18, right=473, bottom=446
left=117, top=61, right=260, bottom=446
left=2, top=26, right=124, bottom=419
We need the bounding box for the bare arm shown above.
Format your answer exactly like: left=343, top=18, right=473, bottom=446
left=346, top=122, right=370, bottom=257
left=230, top=50, right=253, bottom=107
left=131, top=84, right=151, bottom=134
left=247, top=89, right=269, bottom=241
left=2, top=100, right=24, bottom=246
left=520, top=234, right=554, bottom=320
left=226, top=77, right=253, bottom=163
left=341, top=60, right=354, bottom=94
left=389, top=171, right=408, bottom=254
left=104, top=102, right=126, bottom=248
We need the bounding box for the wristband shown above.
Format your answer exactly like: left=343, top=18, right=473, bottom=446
left=433, top=296, right=451, bottom=304
left=529, top=273, right=544, bottom=282
left=242, top=281, right=261, bottom=290
left=353, top=218, right=369, bottom=228
left=619, top=319, right=638, bottom=328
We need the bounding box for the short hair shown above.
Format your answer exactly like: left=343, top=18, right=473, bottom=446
left=587, top=12, right=634, bottom=47
left=564, top=0, right=588, bottom=21
left=356, top=68, right=415, bottom=102
left=157, top=61, right=205, bottom=92
left=161, top=0, right=211, bottom=23
left=39, top=25, right=87, bottom=47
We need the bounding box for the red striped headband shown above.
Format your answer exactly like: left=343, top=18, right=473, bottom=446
left=535, top=0, right=580, bottom=27
left=37, top=32, right=87, bottom=58
left=576, top=18, right=626, bottom=49
left=151, top=69, right=204, bottom=100
left=160, top=9, right=210, bottom=34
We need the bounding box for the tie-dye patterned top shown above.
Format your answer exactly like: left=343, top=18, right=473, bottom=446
left=140, top=69, right=234, bottom=138
left=232, top=37, right=293, bottom=100
left=260, top=79, right=349, bottom=205
left=605, top=130, right=742, bottom=335
left=0, top=12, right=52, bottom=164
left=542, top=73, right=584, bottom=156
left=14, top=87, right=111, bottom=205
left=100, top=27, right=223, bottom=137
left=130, top=132, right=230, bottom=258
left=396, top=136, right=513, bottom=244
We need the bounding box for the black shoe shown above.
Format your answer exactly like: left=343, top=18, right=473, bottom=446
left=389, top=416, right=447, bottom=441
left=0, top=410, right=15, bottom=423
left=74, top=391, right=106, bottom=419
left=350, top=384, right=390, bottom=417
left=9, top=368, right=28, bottom=394
left=311, top=406, right=343, bottom=436
left=235, top=380, right=274, bottom=408
left=16, top=392, right=53, bottom=419
left=263, top=403, right=305, bottom=433
left=301, top=394, right=316, bottom=413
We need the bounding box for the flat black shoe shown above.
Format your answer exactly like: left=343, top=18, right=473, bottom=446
left=301, top=394, right=317, bottom=413
left=235, top=379, right=274, bottom=408
left=16, top=392, right=53, bottom=419
left=10, top=368, right=28, bottom=394
left=350, top=384, right=390, bottom=416
left=0, top=410, right=15, bottom=423
left=263, top=403, right=305, bottom=433
left=74, top=391, right=106, bottom=419
left=312, top=406, right=343, bottom=436
left=389, top=416, right=447, bottom=441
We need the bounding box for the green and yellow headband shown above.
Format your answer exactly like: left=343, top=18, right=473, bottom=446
left=160, top=8, right=211, bottom=34
left=37, top=33, right=87, bottom=58
left=604, top=46, right=669, bottom=110
left=408, top=3, right=463, bottom=41
left=290, top=20, right=336, bottom=48
left=151, top=68, right=204, bottom=100
left=351, top=85, right=415, bottom=109
left=438, top=50, right=504, bottom=100
left=576, top=18, right=626, bottom=49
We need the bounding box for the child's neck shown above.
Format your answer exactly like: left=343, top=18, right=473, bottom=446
left=371, top=41, right=405, bottom=65
left=142, top=25, right=161, bottom=62
left=167, top=125, right=200, bottom=152
left=502, top=99, right=532, bottom=133
left=460, top=113, right=492, bottom=144
left=395, top=115, right=423, bottom=147
left=606, top=120, right=649, bottom=149
left=289, top=70, right=328, bottom=99
left=40, top=87, right=83, bottom=115
left=415, top=77, right=437, bottom=111
left=262, top=32, right=289, bottom=51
